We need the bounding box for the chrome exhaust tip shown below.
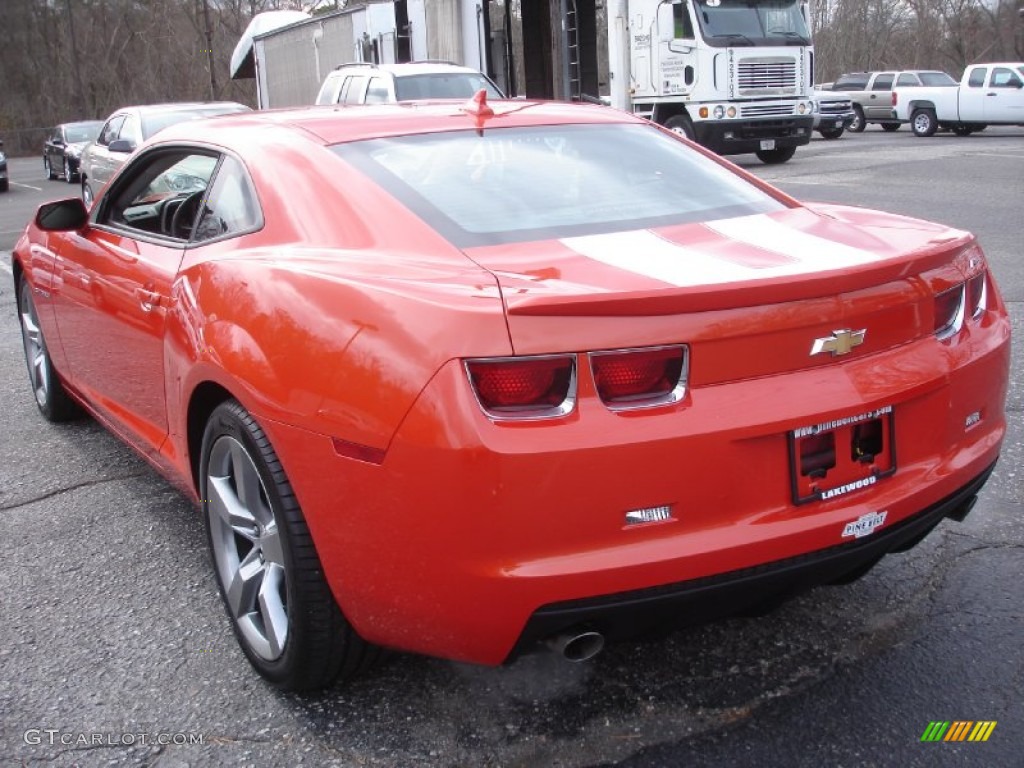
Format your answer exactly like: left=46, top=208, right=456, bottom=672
left=546, top=630, right=605, bottom=663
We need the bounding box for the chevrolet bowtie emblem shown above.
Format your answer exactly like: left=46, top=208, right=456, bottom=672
left=811, top=328, right=866, bottom=357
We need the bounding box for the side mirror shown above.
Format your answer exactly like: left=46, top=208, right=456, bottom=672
left=108, top=139, right=136, bottom=153
left=36, top=198, right=89, bottom=232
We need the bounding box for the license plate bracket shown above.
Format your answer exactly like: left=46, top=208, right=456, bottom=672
left=760, top=139, right=776, bottom=151
left=789, top=407, right=897, bottom=505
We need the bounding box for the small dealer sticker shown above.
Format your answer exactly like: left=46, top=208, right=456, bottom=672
left=841, top=510, right=887, bottom=539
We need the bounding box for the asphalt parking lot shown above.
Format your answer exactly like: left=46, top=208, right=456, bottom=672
left=1, top=127, right=1022, bottom=767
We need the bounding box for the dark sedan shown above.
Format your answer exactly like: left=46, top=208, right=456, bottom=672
left=44, top=121, right=104, bottom=183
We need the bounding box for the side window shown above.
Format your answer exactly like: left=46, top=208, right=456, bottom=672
left=896, top=74, right=917, bottom=87
left=991, top=67, right=1022, bottom=88
left=192, top=156, right=262, bottom=243
left=871, top=74, right=894, bottom=91
left=119, top=115, right=142, bottom=147
left=317, top=73, right=342, bottom=105
left=100, top=149, right=219, bottom=241
left=343, top=75, right=368, bottom=104
left=97, top=116, right=126, bottom=147
left=967, top=68, right=986, bottom=88
left=673, top=4, right=695, bottom=39
left=364, top=77, right=390, bottom=104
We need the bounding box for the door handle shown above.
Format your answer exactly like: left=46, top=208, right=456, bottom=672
left=137, top=288, right=165, bottom=312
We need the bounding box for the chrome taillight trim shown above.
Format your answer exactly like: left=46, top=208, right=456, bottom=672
left=463, top=354, right=578, bottom=421
left=588, top=344, right=689, bottom=412
left=969, top=272, right=988, bottom=321
left=935, top=284, right=966, bottom=341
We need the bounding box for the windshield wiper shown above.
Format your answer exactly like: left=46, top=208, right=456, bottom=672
left=711, top=33, right=755, bottom=46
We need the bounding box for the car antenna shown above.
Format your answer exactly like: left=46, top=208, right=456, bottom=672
left=461, top=89, right=494, bottom=135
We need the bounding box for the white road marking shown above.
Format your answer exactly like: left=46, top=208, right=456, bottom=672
left=11, top=182, right=43, bottom=192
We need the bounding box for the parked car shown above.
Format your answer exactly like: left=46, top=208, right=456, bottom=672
left=315, top=61, right=503, bottom=105
left=0, top=140, right=7, bottom=192
left=12, top=98, right=1010, bottom=690
left=43, top=120, right=104, bottom=183
left=79, top=102, right=250, bottom=206
left=832, top=70, right=958, bottom=131
left=892, top=62, right=1024, bottom=137
left=812, top=89, right=855, bottom=139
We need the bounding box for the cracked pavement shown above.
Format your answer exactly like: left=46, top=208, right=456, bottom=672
left=1, top=131, right=1022, bottom=767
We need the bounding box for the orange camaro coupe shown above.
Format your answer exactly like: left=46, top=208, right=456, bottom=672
left=12, top=95, right=1010, bottom=690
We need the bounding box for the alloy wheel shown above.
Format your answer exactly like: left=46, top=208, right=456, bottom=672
left=206, top=435, right=289, bottom=661
left=19, top=284, right=50, bottom=408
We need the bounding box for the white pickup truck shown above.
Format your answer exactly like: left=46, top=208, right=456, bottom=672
left=891, top=62, right=1024, bottom=136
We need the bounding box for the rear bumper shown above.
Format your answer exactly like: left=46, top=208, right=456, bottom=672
left=509, top=461, right=993, bottom=659
left=694, top=116, right=814, bottom=155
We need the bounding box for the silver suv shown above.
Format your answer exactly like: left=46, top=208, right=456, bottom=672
left=831, top=71, right=958, bottom=132
left=315, top=62, right=503, bottom=106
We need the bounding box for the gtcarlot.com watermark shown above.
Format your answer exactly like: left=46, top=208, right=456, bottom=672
left=24, top=729, right=203, bottom=747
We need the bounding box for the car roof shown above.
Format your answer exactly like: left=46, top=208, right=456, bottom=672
left=328, top=61, right=486, bottom=77
left=110, top=102, right=251, bottom=117
left=152, top=100, right=643, bottom=147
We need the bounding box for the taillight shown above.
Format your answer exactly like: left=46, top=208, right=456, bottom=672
left=966, top=271, right=987, bottom=320
left=590, top=345, right=687, bottom=410
left=891, top=92, right=898, bottom=107
left=933, top=284, right=965, bottom=339
left=465, top=355, right=576, bottom=419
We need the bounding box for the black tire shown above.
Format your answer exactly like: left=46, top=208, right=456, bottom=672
left=82, top=178, right=94, bottom=207
left=848, top=105, right=866, bottom=133
left=755, top=146, right=797, bottom=164
left=64, top=159, right=77, bottom=183
left=664, top=114, right=696, bottom=142
left=911, top=108, right=938, bottom=137
left=0, top=179, right=8, bottom=193
left=818, top=126, right=844, bottom=140
left=44, top=156, right=58, bottom=180
left=880, top=122, right=900, bottom=132
left=950, top=125, right=973, bottom=137
left=17, top=273, right=79, bottom=422
left=200, top=400, right=379, bottom=690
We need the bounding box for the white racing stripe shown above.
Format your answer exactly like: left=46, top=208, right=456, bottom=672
left=562, top=215, right=883, bottom=288
left=706, top=214, right=881, bottom=271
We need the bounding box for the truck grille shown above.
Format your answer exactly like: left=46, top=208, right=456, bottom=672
left=741, top=104, right=795, bottom=117
left=818, top=100, right=852, bottom=116
left=737, top=57, right=799, bottom=96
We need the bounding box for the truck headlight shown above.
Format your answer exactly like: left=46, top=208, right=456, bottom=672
left=713, top=105, right=725, bottom=119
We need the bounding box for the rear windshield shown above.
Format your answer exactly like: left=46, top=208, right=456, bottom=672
left=65, top=122, right=103, bottom=143
left=334, top=124, right=785, bottom=247
left=141, top=107, right=246, bottom=139
left=393, top=73, right=504, bottom=101
left=918, top=72, right=957, bottom=86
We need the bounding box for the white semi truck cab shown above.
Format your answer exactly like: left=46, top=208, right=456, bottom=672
left=609, top=0, right=815, bottom=163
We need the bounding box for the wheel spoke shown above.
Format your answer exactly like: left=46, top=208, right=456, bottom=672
left=208, top=475, right=258, bottom=541
left=229, top=441, right=269, bottom=523
left=258, top=563, right=288, bottom=657
left=225, top=548, right=263, bottom=619
left=259, top=523, right=284, bottom=566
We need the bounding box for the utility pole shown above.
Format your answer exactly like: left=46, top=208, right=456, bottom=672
left=202, top=0, right=218, bottom=99
left=65, top=0, right=88, bottom=116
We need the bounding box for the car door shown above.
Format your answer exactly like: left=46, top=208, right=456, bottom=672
left=865, top=73, right=894, bottom=119
left=984, top=66, right=1024, bottom=122
left=51, top=147, right=220, bottom=455
left=958, top=67, right=988, bottom=121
